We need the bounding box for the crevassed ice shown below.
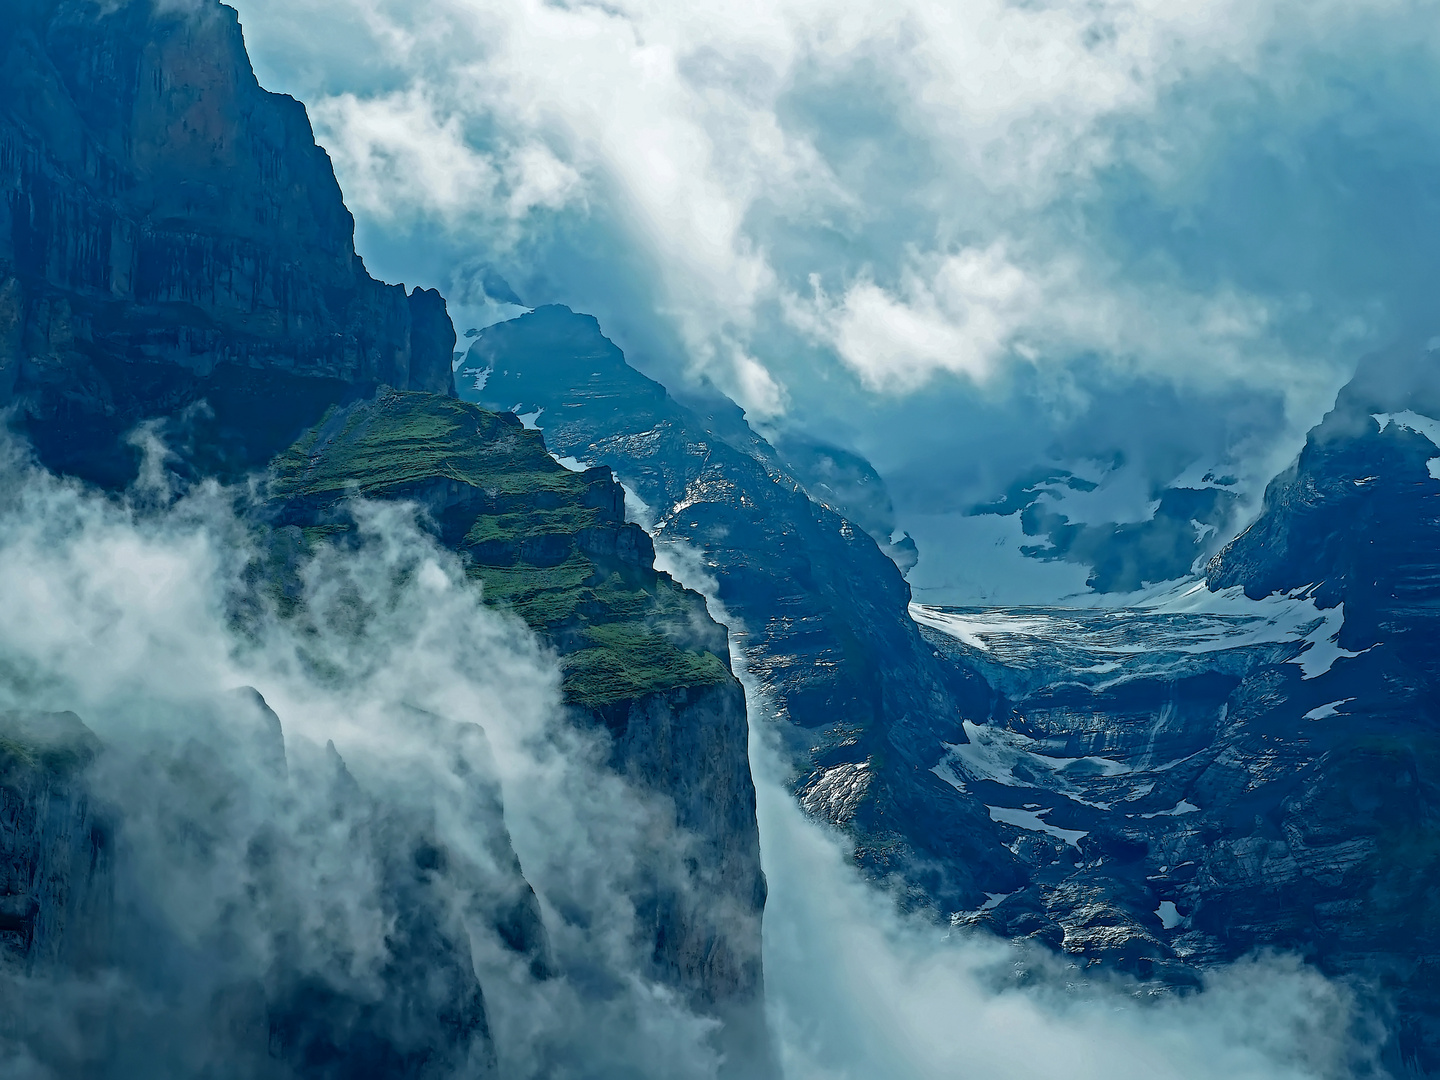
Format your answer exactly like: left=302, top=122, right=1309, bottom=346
left=933, top=721, right=1128, bottom=793
left=913, top=579, right=1366, bottom=680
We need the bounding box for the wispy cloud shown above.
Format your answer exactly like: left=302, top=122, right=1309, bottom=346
left=232, top=0, right=1440, bottom=588
left=0, top=444, right=728, bottom=1078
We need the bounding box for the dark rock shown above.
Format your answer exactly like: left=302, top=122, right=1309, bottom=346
left=459, top=304, right=1022, bottom=910
left=0, top=710, right=109, bottom=971
left=0, top=0, right=456, bottom=486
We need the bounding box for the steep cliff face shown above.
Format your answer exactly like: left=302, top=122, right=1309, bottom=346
left=0, top=710, right=108, bottom=975
left=0, top=1, right=772, bottom=1071
left=265, top=388, right=770, bottom=1036
left=1209, top=342, right=1440, bottom=676
left=893, top=343, right=1440, bottom=1075
left=1198, top=343, right=1440, bottom=1071
left=1, top=693, right=532, bottom=1078
left=459, top=305, right=1018, bottom=909
left=0, top=0, right=456, bottom=486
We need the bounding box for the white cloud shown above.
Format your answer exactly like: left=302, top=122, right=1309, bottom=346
left=312, top=88, right=499, bottom=220
left=0, top=447, right=729, bottom=1078
left=230, top=0, right=1440, bottom=566
left=235, top=0, right=1440, bottom=414
left=786, top=242, right=1310, bottom=399
left=311, top=87, right=586, bottom=236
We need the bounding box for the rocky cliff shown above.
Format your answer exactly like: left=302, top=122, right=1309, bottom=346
left=1209, top=341, right=1440, bottom=676
left=459, top=305, right=1018, bottom=910
left=0, top=1, right=772, bottom=1074
left=0, top=710, right=108, bottom=976
left=265, top=388, right=769, bottom=1030
left=900, top=341, right=1440, bottom=1075
left=0, top=0, right=456, bottom=487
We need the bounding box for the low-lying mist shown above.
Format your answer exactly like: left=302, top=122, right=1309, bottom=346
left=0, top=440, right=723, bottom=1078
left=0, top=437, right=1392, bottom=1079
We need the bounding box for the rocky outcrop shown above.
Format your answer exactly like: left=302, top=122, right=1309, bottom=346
left=460, top=305, right=1019, bottom=910
left=265, top=388, right=773, bottom=1063
left=0, top=0, right=457, bottom=486
left=0, top=710, right=107, bottom=974
left=1208, top=341, right=1440, bottom=676
left=898, top=341, right=1440, bottom=1074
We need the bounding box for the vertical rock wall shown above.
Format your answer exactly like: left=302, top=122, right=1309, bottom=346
left=0, top=711, right=108, bottom=974
left=0, top=0, right=456, bottom=483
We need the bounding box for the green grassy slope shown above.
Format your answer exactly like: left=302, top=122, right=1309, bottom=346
left=268, top=388, right=730, bottom=707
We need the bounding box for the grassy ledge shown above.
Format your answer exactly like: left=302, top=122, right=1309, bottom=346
left=266, top=388, right=730, bottom=707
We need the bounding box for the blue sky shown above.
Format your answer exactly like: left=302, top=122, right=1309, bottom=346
left=233, top=0, right=1440, bottom=601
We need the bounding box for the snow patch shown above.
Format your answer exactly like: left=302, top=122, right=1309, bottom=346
left=1157, top=901, right=1184, bottom=930
left=985, top=805, right=1088, bottom=848
left=1141, top=800, right=1199, bottom=819
left=1375, top=410, right=1440, bottom=478
left=1303, top=698, right=1354, bottom=721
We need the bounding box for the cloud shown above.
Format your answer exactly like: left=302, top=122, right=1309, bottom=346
left=312, top=88, right=584, bottom=230
left=234, top=0, right=1433, bottom=386
left=229, top=0, right=1440, bottom=583
left=0, top=443, right=730, bottom=1078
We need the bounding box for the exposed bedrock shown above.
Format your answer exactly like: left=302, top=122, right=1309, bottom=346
left=460, top=304, right=1021, bottom=911
left=265, top=388, right=776, bottom=1072
left=0, top=0, right=456, bottom=486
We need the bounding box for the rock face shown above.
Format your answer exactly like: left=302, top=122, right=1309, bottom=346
left=265, top=388, right=771, bottom=1060
left=0, top=1, right=772, bottom=1072
left=904, top=342, right=1440, bottom=1076
left=460, top=305, right=1018, bottom=908
left=0, top=0, right=456, bottom=486
left=1208, top=342, right=1440, bottom=677
left=0, top=710, right=108, bottom=974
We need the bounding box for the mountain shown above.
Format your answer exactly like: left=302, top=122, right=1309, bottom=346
left=458, top=304, right=1019, bottom=910
left=0, top=2, right=771, bottom=1074
left=1, top=0, right=455, bottom=488
left=1209, top=341, right=1440, bottom=675
left=905, top=342, right=1440, bottom=1075
left=5, top=0, right=1438, bottom=1072
left=963, top=465, right=1241, bottom=595
left=264, top=387, right=767, bottom=1026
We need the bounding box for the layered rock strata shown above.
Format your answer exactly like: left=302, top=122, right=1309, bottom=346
left=460, top=304, right=1018, bottom=909
left=265, top=388, right=770, bottom=1051
left=0, top=0, right=455, bottom=486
